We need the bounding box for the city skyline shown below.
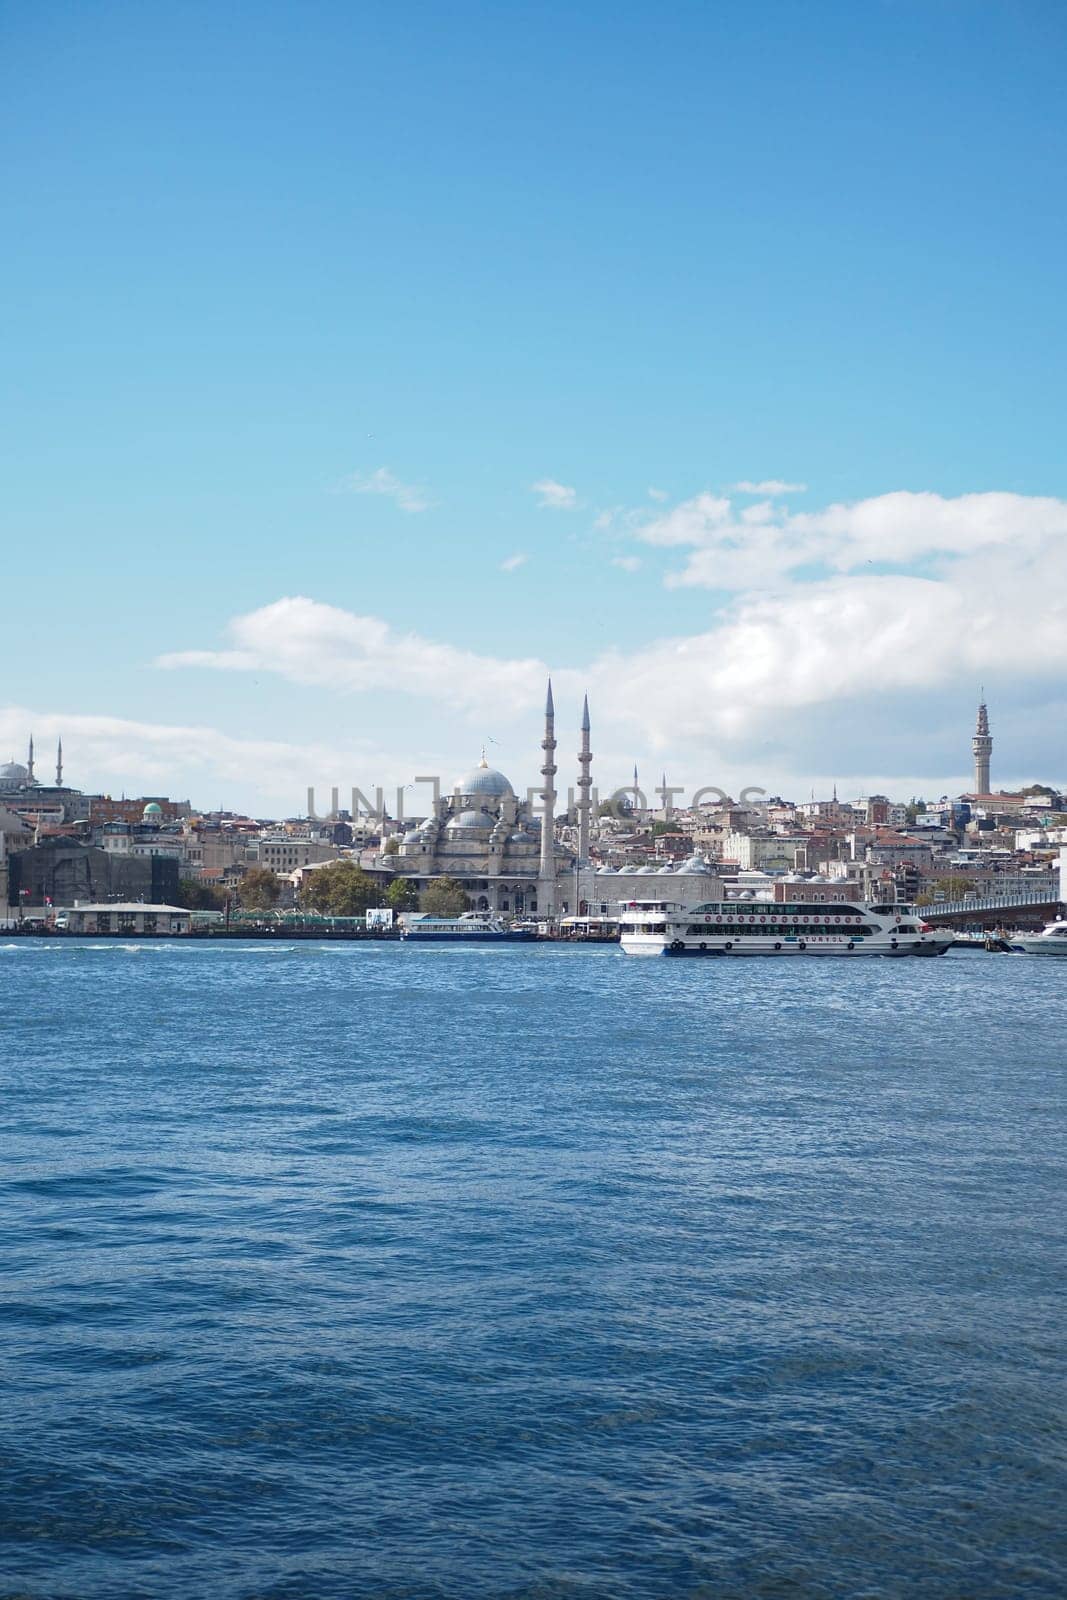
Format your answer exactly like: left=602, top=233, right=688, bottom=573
left=3, top=2, right=1065, bottom=813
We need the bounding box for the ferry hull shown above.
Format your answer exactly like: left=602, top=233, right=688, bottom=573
left=620, top=935, right=953, bottom=958
left=402, top=931, right=537, bottom=943
left=656, top=940, right=951, bottom=958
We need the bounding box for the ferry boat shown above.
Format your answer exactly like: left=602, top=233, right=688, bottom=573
left=1011, top=918, right=1067, bottom=956
left=401, top=912, right=537, bottom=943
left=619, top=899, right=953, bottom=958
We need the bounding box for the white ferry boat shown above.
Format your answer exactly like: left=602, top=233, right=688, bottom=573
left=619, top=899, right=953, bottom=958
left=401, top=912, right=536, bottom=944
left=1011, top=918, right=1067, bottom=956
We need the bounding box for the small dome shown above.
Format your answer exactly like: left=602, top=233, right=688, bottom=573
left=454, top=756, right=514, bottom=800
left=676, top=854, right=713, bottom=873
left=143, top=802, right=163, bottom=819
left=447, top=808, right=494, bottom=831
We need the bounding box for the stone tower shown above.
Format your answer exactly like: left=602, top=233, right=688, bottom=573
left=576, top=695, right=592, bottom=864
left=538, top=679, right=557, bottom=914
left=972, top=696, right=992, bottom=795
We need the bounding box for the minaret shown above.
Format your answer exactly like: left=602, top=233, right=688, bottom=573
left=26, top=735, right=35, bottom=785
left=577, top=695, right=592, bottom=864
left=972, top=694, right=992, bottom=795
left=538, top=679, right=557, bottom=913
left=56, top=738, right=63, bottom=787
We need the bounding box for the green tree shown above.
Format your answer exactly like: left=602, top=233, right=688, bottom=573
left=381, top=835, right=400, bottom=856
left=934, top=875, right=974, bottom=901
left=419, top=875, right=468, bottom=916
left=239, top=866, right=282, bottom=910
left=384, top=876, right=419, bottom=912
left=174, top=877, right=228, bottom=910
left=302, top=860, right=381, bottom=916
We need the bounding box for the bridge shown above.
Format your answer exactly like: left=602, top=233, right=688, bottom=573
left=918, top=888, right=1062, bottom=928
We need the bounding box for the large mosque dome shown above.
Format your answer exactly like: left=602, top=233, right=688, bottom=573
left=454, top=756, right=514, bottom=801
left=0, top=761, right=29, bottom=789
left=446, top=808, right=495, bottom=831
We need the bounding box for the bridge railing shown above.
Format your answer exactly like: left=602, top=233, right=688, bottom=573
left=918, top=888, right=1062, bottom=920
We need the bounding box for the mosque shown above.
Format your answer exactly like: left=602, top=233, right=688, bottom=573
left=0, top=737, right=86, bottom=820
left=384, top=681, right=726, bottom=916
left=389, top=681, right=591, bottom=916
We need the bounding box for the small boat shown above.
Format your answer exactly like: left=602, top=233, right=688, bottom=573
left=400, top=912, right=537, bottom=943
left=1011, top=919, right=1067, bottom=956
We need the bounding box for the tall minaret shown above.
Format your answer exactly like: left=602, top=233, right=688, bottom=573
left=26, top=735, right=35, bottom=785
left=972, top=694, right=992, bottom=795
left=56, top=738, right=63, bottom=787
left=576, top=695, right=592, bottom=864
left=538, top=679, right=557, bottom=913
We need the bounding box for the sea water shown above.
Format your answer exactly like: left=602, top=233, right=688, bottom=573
left=1, top=941, right=1064, bottom=1598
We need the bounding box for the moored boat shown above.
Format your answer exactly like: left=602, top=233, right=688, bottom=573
left=619, top=898, right=953, bottom=957
left=401, top=912, right=536, bottom=943
left=1011, top=918, right=1067, bottom=956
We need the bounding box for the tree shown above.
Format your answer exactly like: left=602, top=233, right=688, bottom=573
left=934, top=875, right=974, bottom=901
left=419, top=875, right=468, bottom=916
left=1019, top=783, right=1056, bottom=798
left=301, top=860, right=381, bottom=917
left=384, top=876, right=419, bottom=912
left=175, top=878, right=228, bottom=910
left=239, top=866, right=282, bottom=911
left=381, top=835, right=400, bottom=856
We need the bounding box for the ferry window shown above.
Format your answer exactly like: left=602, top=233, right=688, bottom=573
left=896, top=923, right=916, bottom=933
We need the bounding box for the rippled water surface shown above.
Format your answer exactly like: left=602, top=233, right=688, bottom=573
left=1, top=940, right=1064, bottom=1598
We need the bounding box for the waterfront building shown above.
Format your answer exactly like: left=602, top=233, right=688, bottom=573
left=7, top=839, right=180, bottom=909
left=61, top=902, right=192, bottom=936
left=255, top=835, right=342, bottom=873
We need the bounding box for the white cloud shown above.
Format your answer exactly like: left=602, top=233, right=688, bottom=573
left=636, top=488, right=1067, bottom=596
left=590, top=489, right=1067, bottom=752
left=340, top=466, right=431, bottom=513
left=731, top=479, right=808, bottom=495
left=531, top=478, right=578, bottom=510
left=156, top=597, right=548, bottom=718
left=0, top=707, right=384, bottom=815
left=647, top=486, right=669, bottom=501
left=145, top=489, right=1067, bottom=795
left=500, top=552, right=528, bottom=572
left=638, top=492, right=733, bottom=549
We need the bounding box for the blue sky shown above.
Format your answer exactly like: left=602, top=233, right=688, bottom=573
left=2, top=0, right=1065, bottom=813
